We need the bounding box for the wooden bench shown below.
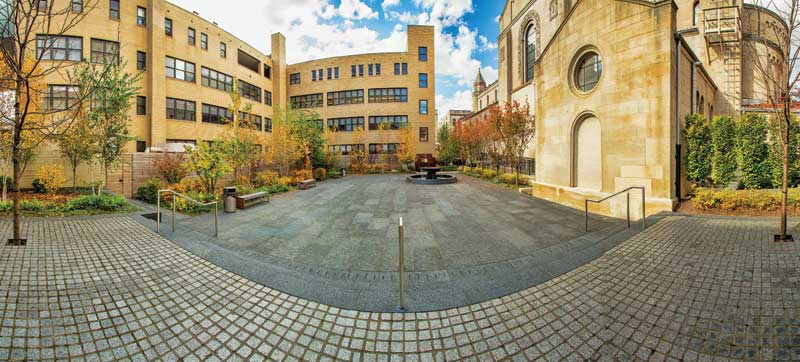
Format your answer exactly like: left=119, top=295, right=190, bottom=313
left=299, top=179, right=317, bottom=190
left=235, top=191, right=269, bottom=209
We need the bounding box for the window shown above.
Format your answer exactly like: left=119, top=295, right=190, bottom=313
left=37, top=0, right=47, bottom=10
left=327, top=68, right=332, bottom=80
left=290, top=94, right=323, bottom=109
left=220, top=42, right=226, bottom=58
left=329, top=144, right=364, bottom=155
left=90, top=39, right=119, bottom=64
left=201, top=67, right=233, bottom=92
left=376, top=64, right=381, bottom=76
left=368, top=88, right=408, bottom=103
left=265, top=118, right=272, bottom=132
left=525, top=24, right=536, bottom=82
left=327, top=117, right=364, bottom=132
left=137, top=51, right=146, bottom=70
left=167, top=98, right=196, bottom=121
left=109, top=0, right=119, bottom=19
left=419, top=47, right=428, bottom=61
left=359, top=64, right=364, bottom=77
left=165, top=18, right=172, bottom=36
left=238, top=80, right=262, bottom=102
left=402, top=63, right=408, bottom=75
left=44, top=85, right=79, bottom=111
left=368, top=64, right=373, bottom=76
left=289, top=73, right=301, bottom=85
left=188, top=27, right=196, bottom=46
left=238, top=50, right=261, bottom=73
left=394, top=63, right=400, bottom=75
left=265, top=91, right=272, bottom=106
left=369, top=115, right=407, bottom=130
left=202, top=104, right=233, bottom=125
left=312, top=70, right=317, bottom=82
left=351, top=65, right=357, bottom=77
left=327, top=90, right=364, bottom=106
left=394, top=63, right=407, bottom=75
left=264, top=65, right=271, bottom=79
left=166, top=56, right=196, bottom=82
left=137, top=7, right=146, bottom=26
left=420, top=127, right=429, bottom=142
left=239, top=112, right=263, bottom=130
left=36, top=35, right=82, bottom=61
left=71, top=0, right=82, bottom=13
left=136, top=96, right=146, bottom=115
left=200, top=33, right=208, bottom=50
left=334, top=67, right=339, bottom=79
left=549, top=0, right=558, bottom=19
left=693, top=1, right=700, bottom=26
left=369, top=143, right=399, bottom=154
left=136, top=141, right=146, bottom=153
left=574, top=51, right=602, bottom=92
left=419, top=73, right=428, bottom=88
left=419, top=100, right=428, bottom=115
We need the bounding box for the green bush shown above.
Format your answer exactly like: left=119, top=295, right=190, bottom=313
left=499, top=173, right=518, bottom=185
left=767, top=116, right=800, bottom=188
left=481, top=169, right=497, bottom=179
left=68, top=194, right=129, bottom=211
left=31, top=178, right=46, bottom=194
left=710, top=115, right=737, bottom=187
left=737, top=114, right=772, bottom=189
left=137, top=178, right=164, bottom=204
left=693, top=187, right=800, bottom=211
left=685, top=113, right=712, bottom=187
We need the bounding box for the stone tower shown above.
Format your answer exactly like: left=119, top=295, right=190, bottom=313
left=473, top=69, right=487, bottom=111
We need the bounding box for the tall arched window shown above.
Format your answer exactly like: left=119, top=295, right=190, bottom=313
left=693, top=1, right=700, bottom=26
left=525, top=24, right=536, bottom=82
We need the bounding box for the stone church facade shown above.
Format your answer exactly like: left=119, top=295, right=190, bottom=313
left=494, top=0, right=784, bottom=217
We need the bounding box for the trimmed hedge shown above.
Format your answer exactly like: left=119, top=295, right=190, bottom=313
left=693, top=187, right=800, bottom=211
left=0, top=194, right=134, bottom=217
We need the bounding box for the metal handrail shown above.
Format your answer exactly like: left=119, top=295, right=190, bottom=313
left=156, top=189, right=219, bottom=237
left=585, top=186, right=645, bottom=232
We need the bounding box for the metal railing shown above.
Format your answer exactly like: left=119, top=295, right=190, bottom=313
left=156, top=189, right=219, bottom=237
left=585, top=186, right=645, bottom=232
left=397, top=217, right=406, bottom=312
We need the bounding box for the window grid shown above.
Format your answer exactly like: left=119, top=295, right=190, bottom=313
left=44, top=85, right=79, bottom=111
left=136, top=51, right=146, bottom=70
left=419, top=100, right=428, bottom=115
left=289, top=73, right=301, bottom=85
left=239, top=80, right=262, bottom=102
left=71, top=0, right=82, bottom=13
left=166, top=56, right=196, bottom=82
left=90, top=38, right=119, bottom=64
left=327, top=90, right=364, bottom=106
left=419, top=127, right=429, bottom=142
left=200, top=33, right=208, bottom=50
left=220, top=42, right=226, bottom=58
left=419, top=47, right=428, bottom=61
left=200, top=66, right=233, bottom=92
left=165, top=18, right=172, bottom=36
left=109, top=0, right=119, bottom=19
left=166, top=98, right=196, bottom=121
left=265, top=91, right=272, bottom=106
left=188, top=28, right=195, bottom=46
left=264, top=118, right=272, bottom=132
left=369, top=143, right=399, bottom=154
left=239, top=111, right=263, bottom=130
left=290, top=94, right=323, bottom=109
left=575, top=52, right=602, bottom=92
left=136, top=96, right=146, bottom=115
left=36, top=35, right=82, bottom=61
left=136, top=7, right=146, bottom=26
left=419, top=73, right=428, bottom=88
left=327, top=117, right=364, bottom=132
left=368, top=88, right=407, bottom=103
left=202, top=103, right=233, bottom=125
left=368, top=115, right=407, bottom=130
left=329, top=144, right=365, bottom=155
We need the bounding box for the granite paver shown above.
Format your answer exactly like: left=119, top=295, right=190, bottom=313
left=1, top=214, right=798, bottom=360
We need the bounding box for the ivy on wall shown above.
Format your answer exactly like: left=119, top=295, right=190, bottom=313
left=710, top=115, right=737, bottom=187
left=685, top=114, right=712, bottom=187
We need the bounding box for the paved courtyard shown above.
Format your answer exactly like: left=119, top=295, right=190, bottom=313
left=152, top=175, right=630, bottom=311
left=1, top=213, right=799, bottom=361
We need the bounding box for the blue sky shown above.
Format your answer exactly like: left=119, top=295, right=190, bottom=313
left=169, top=0, right=505, bottom=118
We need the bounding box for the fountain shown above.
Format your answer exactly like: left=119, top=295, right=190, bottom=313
left=406, top=167, right=458, bottom=185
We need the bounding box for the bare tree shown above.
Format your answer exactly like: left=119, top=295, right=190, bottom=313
left=746, top=1, right=798, bottom=241
left=0, top=0, right=98, bottom=244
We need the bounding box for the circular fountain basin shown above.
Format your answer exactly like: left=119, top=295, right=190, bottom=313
left=406, top=167, right=458, bottom=185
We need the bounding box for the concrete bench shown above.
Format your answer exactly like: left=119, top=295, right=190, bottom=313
left=299, top=179, right=317, bottom=190
left=235, top=191, right=269, bottom=209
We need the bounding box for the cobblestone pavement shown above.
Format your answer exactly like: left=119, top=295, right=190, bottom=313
left=154, top=175, right=628, bottom=311
left=1, top=215, right=799, bottom=361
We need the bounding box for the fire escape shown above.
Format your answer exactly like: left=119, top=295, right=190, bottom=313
left=703, top=5, right=742, bottom=110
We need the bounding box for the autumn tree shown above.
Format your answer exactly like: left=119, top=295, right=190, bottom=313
left=484, top=106, right=505, bottom=175
left=349, top=126, right=368, bottom=173
left=494, top=100, right=536, bottom=185
left=437, top=123, right=459, bottom=165
left=184, top=142, right=231, bottom=194
left=288, top=108, right=325, bottom=170
left=396, top=125, right=418, bottom=171
left=265, top=107, right=302, bottom=176
left=321, top=126, right=342, bottom=170
left=58, top=116, right=93, bottom=192
left=0, top=0, right=99, bottom=243
left=219, top=79, right=261, bottom=181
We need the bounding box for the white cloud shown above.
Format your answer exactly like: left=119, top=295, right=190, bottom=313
left=436, top=89, right=473, bottom=114
left=382, top=0, right=401, bottom=10
left=479, top=35, right=497, bottom=51
left=338, top=0, right=378, bottom=20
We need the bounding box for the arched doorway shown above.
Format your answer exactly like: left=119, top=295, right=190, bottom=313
left=574, top=116, right=602, bottom=190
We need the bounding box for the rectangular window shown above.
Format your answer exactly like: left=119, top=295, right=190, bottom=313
left=359, top=64, right=364, bottom=77
left=327, top=117, right=364, bottom=132
left=200, top=67, right=233, bottom=92
left=419, top=73, right=428, bottom=88
left=109, top=0, right=119, bottom=19
left=220, top=42, right=226, bottom=58
left=238, top=80, right=262, bottom=102
left=188, top=27, right=196, bottom=46
left=136, top=140, right=146, bottom=152
left=137, top=7, right=146, bottom=26
left=368, top=88, right=408, bottom=103
left=419, top=127, right=429, bottom=142
left=369, top=143, right=399, bottom=154
left=290, top=93, right=323, bottom=109
left=419, top=46, right=428, bottom=61
left=90, top=38, right=119, bottom=64
left=167, top=98, right=196, bottom=121
left=136, top=96, right=146, bottom=115
left=326, top=68, right=331, bottom=80
left=166, top=56, right=196, bottom=82
left=165, top=18, right=172, bottom=36
left=419, top=99, right=428, bottom=115
left=265, top=118, right=272, bottom=132
left=329, top=144, right=364, bottom=155
left=137, top=51, right=146, bottom=70
left=237, top=50, right=261, bottom=73
left=351, top=65, right=356, bottom=77
left=368, top=64, right=373, bottom=76
left=264, top=65, right=271, bottom=79
left=402, top=63, right=408, bottom=75
left=200, top=33, right=208, bottom=50
left=37, top=0, right=47, bottom=10
left=265, top=91, right=272, bottom=106
left=239, top=111, right=263, bottom=130
left=368, top=115, right=408, bottom=130
left=71, top=0, right=82, bottom=13
left=375, top=64, right=381, bottom=75
left=43, top=85, right=79, bottom=111
left=311, top=70, right=317, bottom=82
left=36, top=35, right=82, bottom=61
left=394, top=63, right=400, bottom=75
left=327, top=89, right=364, bottom=106
left=334, top=67, right=339, bottom=79
left=202, top=103, right=233, bottom=125
left=289, top=73, right=301, bottom=85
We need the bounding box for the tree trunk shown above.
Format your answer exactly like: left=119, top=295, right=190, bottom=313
left=780, top=136, right=790, bottom=240
left=11, top=78, right=23, bottom=243
left=72, top=164, right=78, bottom=194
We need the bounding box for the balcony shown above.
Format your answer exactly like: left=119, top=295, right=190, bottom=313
left=704, top=6, right=740, bottom=44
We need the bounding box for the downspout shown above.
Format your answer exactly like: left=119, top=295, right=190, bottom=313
left=675, top=35, right=682, bottom=202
